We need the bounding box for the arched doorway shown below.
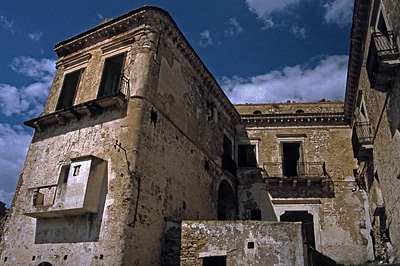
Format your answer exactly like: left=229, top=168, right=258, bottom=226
left=280, top=211, right=315, bottom=248
left=38, top=262, right=53, bottom=266
left=218, top=180, right=236, bottom=220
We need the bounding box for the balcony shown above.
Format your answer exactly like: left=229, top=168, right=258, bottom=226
left=24, top=74, right=129, bottom=131
left=262, top=162, right=333, bottom=198
left=25, top=155, right=107, bottom=218
left=367, top=31, right=400, bottom=91
left=221, top=154, right=237, bottom=177
left=352, top=121, right=373, bottom=161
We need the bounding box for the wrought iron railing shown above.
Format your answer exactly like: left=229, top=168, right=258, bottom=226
left=263, top=162, right=326, bottom=178
left=373, top=30, right=399, bottom=55
left=354, top=121, right=372, bottom=144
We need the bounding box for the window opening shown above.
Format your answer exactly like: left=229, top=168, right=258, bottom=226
left=98, top=53, right=126, bottom=97
left=281, top=211, right=315, bottom=248
left=250, top=209, right=262, bottom=220
left=282, top=142, right=301, bottom=176
left=253, top=110, right=262, bottom=115
left=203, top=256, right=227, bottom=266
left=73, top=165, right=81, bottom=176
left=296, top=109, right=304, bottom=114
left=248, top=242, right=255, bottom=249
left=223, top=134, right=232, bottom=160
left=56, top=68, right=84, bottom=110
left=238, top=144, right=257, bottom=167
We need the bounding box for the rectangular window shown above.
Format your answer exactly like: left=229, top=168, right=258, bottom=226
left=238, top=144, right=257, bottom=167
left=98, top=53, right=126, bottom=98
left=60, top=165, right=70, bottom=183
left=56, top=68, right=84, bottom=110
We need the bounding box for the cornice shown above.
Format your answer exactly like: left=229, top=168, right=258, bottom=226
left=344, top=0, right=372, bottom=120
left=240, top=112, right=348, bottom=126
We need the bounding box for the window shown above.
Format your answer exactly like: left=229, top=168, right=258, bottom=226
left=60, top=165, right=70, bottom=183
left=250, top=209, right=262, bottom=220
left=282, top=142, right=302, bottom=176
left=223, top=134, right=232, bottom=160
left=56, top=68, right=84, bottom=110
left=203, top=256, right=226, bottom=266
left=238, top=144, right=257, bottom=167
left=98, top=53, right=126, bottom=97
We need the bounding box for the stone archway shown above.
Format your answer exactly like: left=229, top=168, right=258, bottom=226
left=218, top=180, right=236, bottom=220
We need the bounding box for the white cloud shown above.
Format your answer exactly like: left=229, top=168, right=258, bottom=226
left=220, top=55, right=348, bottom=104
left=97, top=13, right=104, bottom=20
left=0, top=123, right=32, bottom=207
left=226, top=18, right=243, bottom=36
left=324, top=0, right=354, bottom=27
left=245, top=0, right=301, bottom=28
left=28, top=32, right=43, bottom=41
left=291, top=25, right=306, bottom=39
left=0, top=15, right=14, bottom=33
left=0, top=57, right=56, bottom=117
left=199, top=30, right=213, bottom=47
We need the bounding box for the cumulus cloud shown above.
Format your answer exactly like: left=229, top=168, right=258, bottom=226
left=324, top=0, right=354, bottom=27
left=220, top=55, right=348, bottom=104
left=28, top=32, right=43, bottom=41
left=0, top=57, right=56, bottom=117
left=0, top=123, right=32, bottom=207
left=199, top=30, right=213, bottom=47
left=245, top=0, right=301, bottom=28
left=291, top=25, right=306, bottom=39
left=226, top=18, right=243, bottom=36
left=0, top=15, right=14, bottom=33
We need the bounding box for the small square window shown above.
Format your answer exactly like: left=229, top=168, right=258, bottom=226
left=73, top=165, right=81, bottom=176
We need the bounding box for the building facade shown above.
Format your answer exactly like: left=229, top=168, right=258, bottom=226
left=1, top=2, right=399, bottom=265
left=345, top=0, right=400, bottom=263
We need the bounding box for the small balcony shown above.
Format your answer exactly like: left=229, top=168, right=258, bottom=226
left=24, top=74, right=129, bottom=132
left=262, top=162, right=333, bottom=198
left=352, top=121, right=373, bottom=161
left=367, top=30, right=400, bottom=91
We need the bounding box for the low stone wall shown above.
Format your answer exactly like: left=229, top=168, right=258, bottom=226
left=180, top=220, right=306, bottom=266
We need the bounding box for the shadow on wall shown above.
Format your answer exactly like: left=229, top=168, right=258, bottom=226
left=34, top=166, right=108, bottom=244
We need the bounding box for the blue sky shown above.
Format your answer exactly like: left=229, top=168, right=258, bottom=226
left=0, top=0, right=354, bottom=206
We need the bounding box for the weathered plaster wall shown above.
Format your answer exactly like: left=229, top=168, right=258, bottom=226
left=180, top=220, right=306, bottom=266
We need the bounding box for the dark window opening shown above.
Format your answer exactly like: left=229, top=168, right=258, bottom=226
left=238, top=144, right=257, bottom=167
left=281, top=211, right=315, bottom=248
left=296, top=109, right=304, bottom=114
left=98, top=53, right=126, bottom=98
left=223, top=134, right=232, bottom=159
left=250, top=209, right=262, bottom=220
left=253, top=110, right=262, bottom=115
left=248, top=242, right=255, bottom=249
left=203, top=256, right=227, bottom=266
left=282, top=142, right=301, bottom=176
left=377, top=12, right=389, bottom=38
left=73, top=165, right=81, bottom=176
left=56, top=69, right=84, bottom=111
left=38, top=262, right=53, bottom=266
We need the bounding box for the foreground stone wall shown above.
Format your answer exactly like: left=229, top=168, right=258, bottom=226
left=180, top=220, right=306, bottom=266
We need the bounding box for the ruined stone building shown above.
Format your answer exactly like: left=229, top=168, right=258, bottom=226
left=345, top=0, right=400, bottom=263
left=0, top=2, right=399, bottom=265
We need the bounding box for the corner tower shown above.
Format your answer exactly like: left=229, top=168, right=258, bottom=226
left=0, top=7, right=238, bottom=265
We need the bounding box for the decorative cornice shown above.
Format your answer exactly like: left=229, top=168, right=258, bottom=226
left=344, top=0, right=372, bottom=120
left=240, top=112, right=348, bottom=126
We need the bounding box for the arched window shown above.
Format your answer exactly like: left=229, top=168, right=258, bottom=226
left=295, top=109, right=304, bottom=114
left=38, top=262, right=53, bottom=266
left=253, top=110, right=262, bottom=115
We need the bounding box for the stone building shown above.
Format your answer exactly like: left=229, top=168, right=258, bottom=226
left=345, top=0, right=400, bottom=263
left=0, top=3, right=393, bottom=266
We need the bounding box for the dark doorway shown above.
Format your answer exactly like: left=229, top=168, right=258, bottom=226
left=203, top=256, right=227, bottom=266
left=282, top=142, right=301, bottom=176
left=281, top=211, right=315, bottom=248
left=218, top=181, right=236, bottom=220
left=98, top=53, right=125, bottom=97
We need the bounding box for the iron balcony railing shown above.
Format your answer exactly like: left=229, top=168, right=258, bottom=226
left=263, top=162, right=326, bottom=179
left=373, top=30, right=399, bottom=55
left=354, top=121, right=372, bottom=144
